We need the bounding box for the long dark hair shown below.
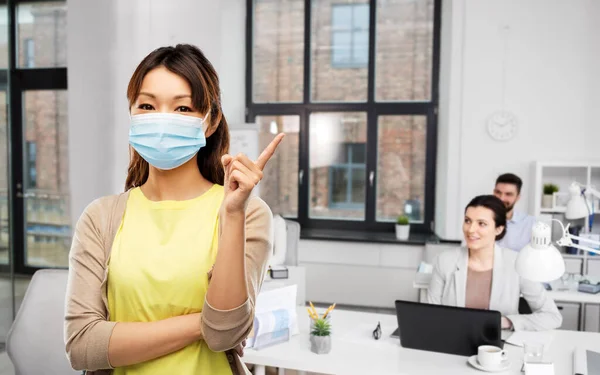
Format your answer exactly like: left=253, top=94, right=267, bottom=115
left=465, top=195, right=507, bottom=240
left=124, top=44, right=229, bottom=190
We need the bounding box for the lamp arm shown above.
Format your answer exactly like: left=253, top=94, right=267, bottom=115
left=552, top=218, right=600, bottom=255
left=561, top=243, right=600, bottom=256
left=586, top=186, right=600, bottom=200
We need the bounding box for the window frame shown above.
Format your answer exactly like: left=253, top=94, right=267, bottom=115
left=245, top=0, right=441, bottom=234
left=1, top=0, right=68, bottom=276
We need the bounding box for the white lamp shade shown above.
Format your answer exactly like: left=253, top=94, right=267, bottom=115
left=565, top=183, right=588, bottom=219
left=516, top=243, right=565, bottom=282
left=516, top=222, right=565, bottom=282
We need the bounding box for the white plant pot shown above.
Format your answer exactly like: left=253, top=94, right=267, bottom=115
left=395, top=224, right=410, bottom=240
left=310, top=335, right=331, bottom=354
left=542, top=194, right=553, bottom=209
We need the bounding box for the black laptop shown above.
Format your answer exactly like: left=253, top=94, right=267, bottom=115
left=393, top=300, right=502, bottom=357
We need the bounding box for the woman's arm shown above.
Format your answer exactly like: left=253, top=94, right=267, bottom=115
left=506, top=279, right=563, bottom=331
left=65, top=196, right=205, bottom=371
left=205, top=210, right=247, bottom=310
left=203, top=136, right=282, bottom=352
left=108, top=313, right=202, bottom=367
left=427, top=254, right=446, bottom=305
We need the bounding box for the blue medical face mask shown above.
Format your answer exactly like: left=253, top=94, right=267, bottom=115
left=129, top=112, right=209, bottom=170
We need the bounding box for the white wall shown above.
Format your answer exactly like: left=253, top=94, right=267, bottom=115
left=68, top=1, right=600, bottom=306
left=68, top=0, right=246, bottom=224
left=435, top=0, right=600, bottom=240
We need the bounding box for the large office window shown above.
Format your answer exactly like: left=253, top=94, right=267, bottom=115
left=0, top=0, right=69, bottom=275
left=247, top=0, right=440, bottom=233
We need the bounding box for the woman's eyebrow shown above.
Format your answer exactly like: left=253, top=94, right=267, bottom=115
left=138, top=93, right=191, bottom=100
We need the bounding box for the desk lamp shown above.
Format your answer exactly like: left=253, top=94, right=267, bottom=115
left=516, top=183, right=600, bottom=282
left=565, top=182, right=600, bottom=233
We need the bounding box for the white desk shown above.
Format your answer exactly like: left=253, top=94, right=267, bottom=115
left=414, top=278, right=600, bottom=331
left=244, top=307, right=600, bottom=375
left=547, top=289, right=600, bottom=304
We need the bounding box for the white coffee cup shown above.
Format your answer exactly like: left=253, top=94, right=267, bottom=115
left=477, top=345, right=507, bottom=368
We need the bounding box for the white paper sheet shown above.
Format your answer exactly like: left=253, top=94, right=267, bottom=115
left=505, top=330, right=554, bottom=349
left=524, top=362, right=555, bottom=375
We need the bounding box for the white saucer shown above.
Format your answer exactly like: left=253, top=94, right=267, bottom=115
left=467, top=355, right=511, bottom=373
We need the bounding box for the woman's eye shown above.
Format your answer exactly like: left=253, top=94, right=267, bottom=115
left=138, top=104, right=154, bottom=110
left=480, top=222, right=487, bottom=227
left=175, top=106, right=193, bottom=112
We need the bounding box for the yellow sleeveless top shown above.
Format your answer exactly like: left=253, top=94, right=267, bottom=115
left=107, top=185, right=233, bottom=375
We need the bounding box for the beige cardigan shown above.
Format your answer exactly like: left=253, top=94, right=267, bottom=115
left=64, top=190, right=273, bottom=375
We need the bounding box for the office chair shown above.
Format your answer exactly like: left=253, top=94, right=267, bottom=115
left=6, top=269, right=80, bottom=375
left=518, top=297, right=533, bottom=315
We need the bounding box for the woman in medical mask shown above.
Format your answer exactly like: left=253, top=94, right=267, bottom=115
left=64, top=44, right=283, bottom=375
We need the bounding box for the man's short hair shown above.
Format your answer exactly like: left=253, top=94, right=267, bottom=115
left=495, top=173, right=523, bottom=194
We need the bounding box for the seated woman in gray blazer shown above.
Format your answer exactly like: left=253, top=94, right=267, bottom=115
left=427, top=195, right=562, bottom=331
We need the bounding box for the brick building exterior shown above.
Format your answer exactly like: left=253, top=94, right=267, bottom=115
left=253, top=0, right=433, bottom=222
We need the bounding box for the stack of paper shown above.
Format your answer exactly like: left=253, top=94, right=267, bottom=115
left=247, top=285, right=298, bottom=349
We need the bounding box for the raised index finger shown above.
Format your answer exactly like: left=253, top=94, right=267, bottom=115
left=256, top=133, right=285, bottom=170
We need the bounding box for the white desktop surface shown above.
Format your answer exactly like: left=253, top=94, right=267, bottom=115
left=547, top=289, right=600, bottom=304
left=415, top=279, right=600, bottom=305
left=244, top=307, right=600, bottom=375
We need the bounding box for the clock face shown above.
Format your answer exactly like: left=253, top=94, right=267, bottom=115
left=487, top=111, right=517, bottom=141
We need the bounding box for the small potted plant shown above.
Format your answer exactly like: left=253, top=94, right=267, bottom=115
left=395, top=215, right=410, bottom=240
left=310, top=317, right=332, bottom=354
left=542, top=183, right=559, bottom=209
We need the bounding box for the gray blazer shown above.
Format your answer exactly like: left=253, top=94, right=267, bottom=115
left=427, top=245, right=562, bottom=331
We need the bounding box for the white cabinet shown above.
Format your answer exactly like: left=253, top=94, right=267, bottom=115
left=564, top=258, right=583, bottom=274
left=587, top=258, right=600, bottom=277
left=585, top=305, right=600, bottom=333
left=556, top=302, right=580, bottom=331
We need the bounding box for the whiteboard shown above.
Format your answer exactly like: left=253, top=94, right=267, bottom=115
left=228, top=123, right=260, bottom=195
left=229, top=123, right=259, bottom=161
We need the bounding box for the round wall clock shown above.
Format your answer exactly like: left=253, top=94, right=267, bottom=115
left=487, top=111, right=518, bottom=141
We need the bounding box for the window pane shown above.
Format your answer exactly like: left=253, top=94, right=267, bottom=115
left=256, top=115, right=299, bottom=218
left=0, top=6, right=8, bottom=69
left=330, top=167, right=348, bottom=205
left=18, top=1, right=67, bottom=68
left=24, top=90, right=70, bottom=267
left=377, top=115, right=426, bottom=223
left=0, top=92, right=7, bottom=266
left=312, top=0, right=369, bottom=102
left=310, top=112, right=366, bottom=219
left=331, top=4, right=351, bottom=29
left=331, top=31, right=351, bottom=65
left=352, top=4, right=369, bottom=29
left=351, top=166, right=365, bottom=203
left=352, top=30, right=369, bottom=64
left=253, top=0, right=304, bottom=103
left=375, top=0, right=433, bottom=101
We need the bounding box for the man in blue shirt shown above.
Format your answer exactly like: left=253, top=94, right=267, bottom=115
left=493, top=173, right=537, bottom=252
